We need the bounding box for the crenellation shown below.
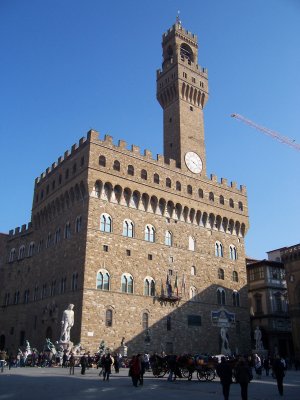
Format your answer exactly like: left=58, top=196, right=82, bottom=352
left=221, top=178, right=228, bottom=186
left=168, top=159, right=177, bottom=169
left=131, top=145, right=141, bottom=155
left=157, top=154, right=164, bottom=164
left=79, top=137, right=85, bottom=146
left=21, top=224, right=26, bottom=232
left=118, top=140, right=127, bottom=150
left=51, top=162, right=57, bottom=170
left=231, top=181, right=237, bottom=190
left=104, top=134, right=113, bottom=145
left=210, top=174, right=217, bottom=183
left=46, top=167, right=50, bottom=175
left=144, top=149, right=152, bottom=159
left=58, top=156, right=63, bottom=164
left=240, top=185, right=247, bottom=194
left=9, top=230, right=13, bottom=236
left=15, top=227, right=20, bottom=234
left=71, top=143, right=78, bottom=153
left=87, top=129, right=99, bottom=142
left=64, top=150, right=69, bottom=159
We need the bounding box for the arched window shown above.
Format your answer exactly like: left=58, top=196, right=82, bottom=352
left=141, top=169, right=147, bottom=180
left=113, top=160, right=120, bottom=171
left=190, top=286, right=197, bottom=300
left=209, top=192, right=214, bottom=202
left=180, top=43, right=194, bottom=63
left=187, top=185, right=193, bottom=195
left=191, top=266, right=196, bottom=276
left=145, top=225, right=155, bottom=242
left=105, top=309, right=113, bottom=327
left=165, top=231, right=172, bottom=246
left=218, top=268, right=225, bottom=280
left=166, top=178, right=171, bottom=188
left=229, top=245, right=237, bottom=260
left=154, top=173, right=160, bottom=184
left=176, top=181, right=181, bottom=191
left=75, top=216, right=82, bottom=233
left=217, top=288, right=226, bottom=305
left=188, top=236, right=195, bottom=251
left=232, top=291, right=240, bottom=307
left=121, top=274, right=133, bottom=293
left=215, top=241, right=224, bottom=257
left=9, top=248, right=16, bottom=263
left=142, top=312, right=149, bottom=330
left=198, top=189, right=204, bottom=198
left=54, top=228, right=61, bottom=244
left=232, top=271, right=239, bottom=282
left=127, top=165, right=134, bottom=176
left=64, top=222, right=71, bottom=239
left=219, top=195, right=224, bottom=205
left=123, top=219, right=134, bottom=238
left=71, top=273, right=78, bottom=291
left=99, top=156, right=106, bottom=167
left=18, top=245, right=26, bottom=260
left=96, top=270, right=110, bottom=291
left=100, top=213, right=112, bottom=233
left=144, top=277, right=155, bottom=296
left=28, top=242, right=35, bottom=257
left=238, top=201, right=243, bottom=211
left=229, top=198, right=234, bottom=208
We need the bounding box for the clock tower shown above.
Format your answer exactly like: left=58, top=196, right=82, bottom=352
left=157, top=18, right=209, bottom=175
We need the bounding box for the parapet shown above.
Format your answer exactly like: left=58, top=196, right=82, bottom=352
left=162, top=22, right=197, bottom=43
left=8, top=222, right=32, bottom=237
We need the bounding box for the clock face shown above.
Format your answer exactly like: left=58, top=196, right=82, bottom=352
left=185, top=151, right=202, bottom=173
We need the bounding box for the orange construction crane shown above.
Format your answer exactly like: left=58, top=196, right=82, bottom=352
left=231, top=113, right=300, bottom=152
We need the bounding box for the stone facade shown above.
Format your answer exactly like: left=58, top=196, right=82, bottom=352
left=0, top=20, right=251, bottom=356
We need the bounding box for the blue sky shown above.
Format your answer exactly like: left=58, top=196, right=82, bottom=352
left=0, top=0, right=299, bottom=259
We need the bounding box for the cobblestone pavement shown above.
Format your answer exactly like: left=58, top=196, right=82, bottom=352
left=1, top=367, right=300, bottom=400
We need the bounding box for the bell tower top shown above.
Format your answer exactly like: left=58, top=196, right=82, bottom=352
left=157, top=20, right=209, bottom=175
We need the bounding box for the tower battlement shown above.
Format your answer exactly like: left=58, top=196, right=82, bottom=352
left=162, top=22, right=197, bottom=43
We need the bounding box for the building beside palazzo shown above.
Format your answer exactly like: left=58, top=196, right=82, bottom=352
left=0, top=19, right=250, bottom=355
left=246, top=258, right=292, bottom=357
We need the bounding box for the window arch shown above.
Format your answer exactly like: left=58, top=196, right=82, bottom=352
left=209, top=192, right=214, bottom=202
left=18, top=245, right=26, bottom=260
left=187, top=185, right=193, bottom=195
left=166, top=178, right=171, bottom=188
left=127, top=165, right=134, bottom=176
left=113, top=160, right=120, bottom=171
left=190, top=286, right=197, bottom=300
left=238, top=201, right=243, bottom=211
left=229, top=198, right=234, bottom=208
left=232, top=291, right=240, bottom=307
left=154, top=173, right=160, bottom=184
left=198, top=189, right=204, bottom=198
left=218, top=268, right=225, bottom=280
left=75, top=216, right=82, bottom=233
left=229, top=245, right=237, bottom=260
left=145, top=224, right=155, bottom=242
left=123, top=219, right=134, bottom=238
left=64, top=222, right=71, bottom=239
left=100, top=213, right=112, bottom=232
left=105, top=309, right=113, bottom=327
left=141, top=169, right=147, bottom=180
left=165, top=231, right=172, bottom=246
left=71, top=272, right=78, bottom=291
left=96, top=269, right=110, bottom=291
left=219, top=195, right=224, bottom=205
left=215, top=241, right=224, bottom=257
left=142, top=312, right=149, bottom=330
left=121, top=273, right=133, bottom=293
left=217, top=288, right=226, bottom=305
left=99, top=155, right=106, bottom=167
left=191, top=266, right=196, bottom=276
left=54, top=228, right=61, bottom=244
left=176, top=181, right=181, bottom=191
left=180, top=43, right=194, bottom=63
left=9, top=248, right=16, bottom=263
left=144, top=277, right=155, bottom=296
left=188, top=236, right=195, bottom=251
left=28, top=242, right=35, bottom=257
left=232, top=271, right=239, bottom=282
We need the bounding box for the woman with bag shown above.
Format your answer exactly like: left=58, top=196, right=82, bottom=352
left=235, top=357, right=253, bottom=400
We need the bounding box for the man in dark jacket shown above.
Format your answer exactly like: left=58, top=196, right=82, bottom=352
left=272, top=356, right=285, bottom=396
left=216, top=357, right=233, bottom=400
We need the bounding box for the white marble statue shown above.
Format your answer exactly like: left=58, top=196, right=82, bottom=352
left=254, top=326, right=264, bottom=350
left=220, top=327, right=231, bottom=355
left=60, top=304, right=74, bottom=342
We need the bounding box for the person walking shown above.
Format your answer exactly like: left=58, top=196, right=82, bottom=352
left=103, top=353, right=113, bottom=381
left=235, top=357, right=253, bottom=400
left=80, top=354, right=87, bottom=375
left=0, top=350, right=6, bottom=372
left=69, top=353, right=75, bottom=375
left=129, top=355, right=141, bottom=387
left=272, top=355, right=285, bottom=396
left=254, top=354, right=262, bottom=379
left=263, top=357, right=271, bottom=376
left=216, top=357, right=233, bottom=400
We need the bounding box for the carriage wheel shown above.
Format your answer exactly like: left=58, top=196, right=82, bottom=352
left=197, top=370, right=206, bottom=381
left=152, top=367, right=162, bottom=377
left=205, top=368, right=216, bottom=381
left=180, top=368, right=190, bottom=378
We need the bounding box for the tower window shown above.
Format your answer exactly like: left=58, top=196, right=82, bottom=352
left=190, top=106, right=193, bottom=111
left=169, top=117, right=172, bottom=123
left=180, top=43, right=194, bottom=63
left=99, top=156, right=106, bottom=167
left=141, top=169, right=147, bottom=180
left=113, top=160, right=120, bottom=171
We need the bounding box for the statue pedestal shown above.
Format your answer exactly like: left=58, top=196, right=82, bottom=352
left=57, top=341, right=73, bottom=351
